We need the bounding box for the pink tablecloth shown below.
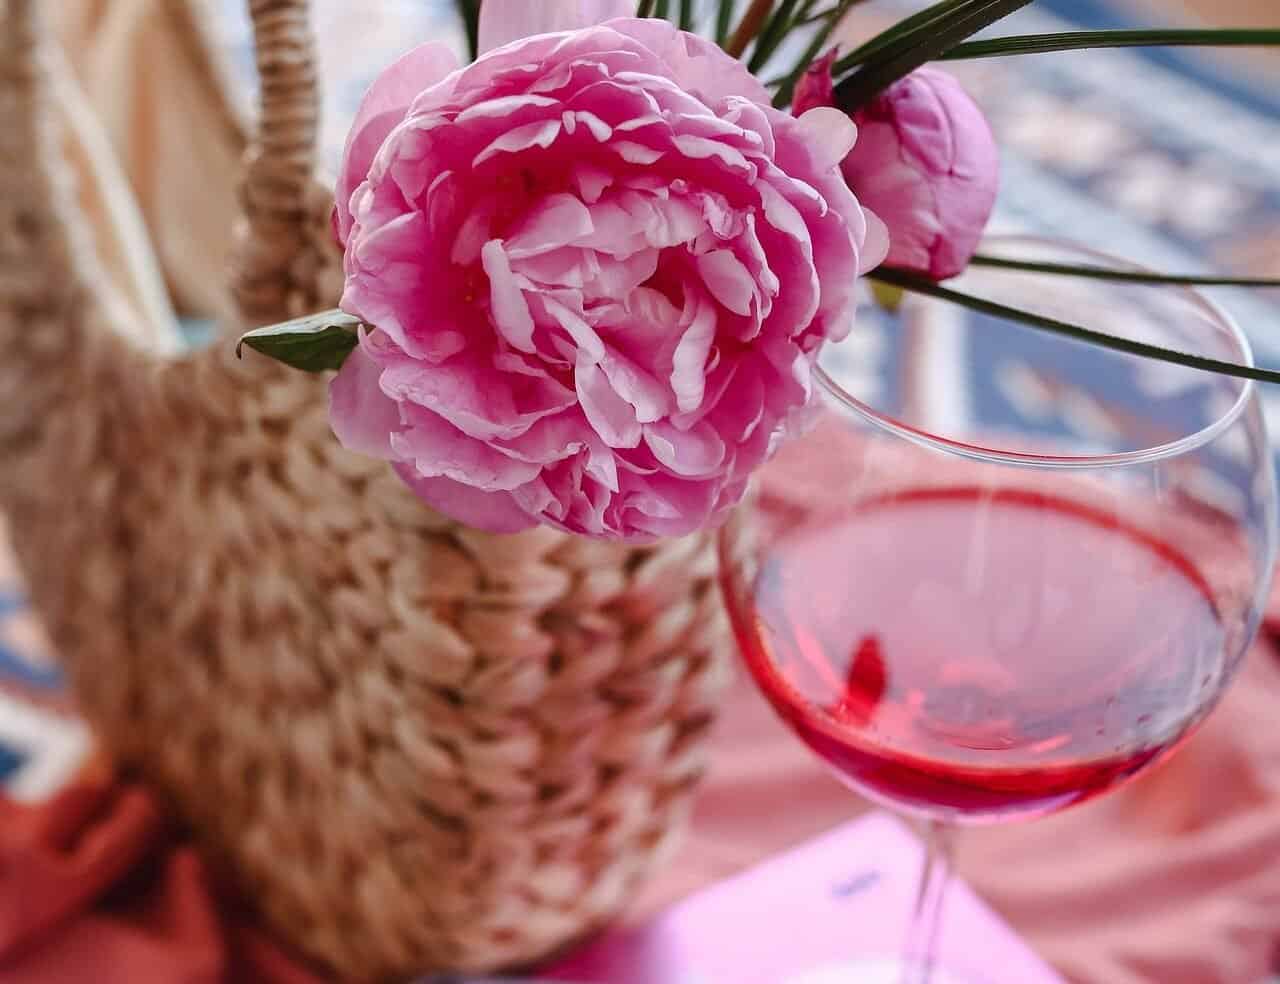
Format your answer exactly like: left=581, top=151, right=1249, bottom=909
left=5, top=441, right=1280, bottom=984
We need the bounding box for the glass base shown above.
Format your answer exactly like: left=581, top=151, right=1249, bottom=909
left=783, top=956, right=978, bottom=983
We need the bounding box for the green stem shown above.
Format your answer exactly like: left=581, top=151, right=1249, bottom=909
left=969, top=254, right=1280, bottom=288
left=871, top=268, right=1280, bottom=385
left=834, top=0, right=1033, bottom=109
left=638, top=0, right=657, bottom=16
left=801, top=4, right=841, bottom=24
left=941, top=28, right=1280, bottom=59
left=679, top=0, right=696, bottom=30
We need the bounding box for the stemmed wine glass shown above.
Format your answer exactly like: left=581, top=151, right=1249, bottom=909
left=718, top=238, right=1277, bottom=984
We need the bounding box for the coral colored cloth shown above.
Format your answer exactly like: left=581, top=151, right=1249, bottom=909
left=8, top=4, right=1278, bottom=983
left=0, top=761, right=324, bottom=984
left=6, top=645, right=1280, bottom=984
left=6, top=443, right=1280, bottom=984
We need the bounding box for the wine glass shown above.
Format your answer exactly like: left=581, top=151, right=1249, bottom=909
left=718, top=237, right=1277, bottom=984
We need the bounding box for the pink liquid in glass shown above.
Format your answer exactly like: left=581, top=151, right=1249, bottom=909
left=723, top=487, right=1228, bottom=823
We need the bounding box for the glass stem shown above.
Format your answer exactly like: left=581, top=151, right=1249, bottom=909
left=902, top=820, right=955, bottom=984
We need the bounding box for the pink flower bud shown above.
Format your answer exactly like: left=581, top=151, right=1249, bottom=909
left=795, top=59, right=1000, bottom=281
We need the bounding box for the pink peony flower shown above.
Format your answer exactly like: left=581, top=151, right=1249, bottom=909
left=330, top=2, right=886, bottom=540
left=795, top=58, right=999, bottom=281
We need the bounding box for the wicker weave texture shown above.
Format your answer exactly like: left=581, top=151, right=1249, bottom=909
left=0, top=0, right=733, bottom=978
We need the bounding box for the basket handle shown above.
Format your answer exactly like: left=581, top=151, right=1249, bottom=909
left=231, top=0, right=324, bottom=325
left=0, top=0, right=81, bottom=300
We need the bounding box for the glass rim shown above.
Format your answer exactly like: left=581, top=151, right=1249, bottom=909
left=817, top=235, right=1257, bottom=470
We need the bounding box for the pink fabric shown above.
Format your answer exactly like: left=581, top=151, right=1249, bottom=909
left=4, top=438, right=1280, bottom=982
left=633, top=436, right=1280, bottom=984
left=635, top=642, right=1280, bottom=984
left=0, top=761, right=325, bottom=984
left=328, top=18, right=886, bottom=540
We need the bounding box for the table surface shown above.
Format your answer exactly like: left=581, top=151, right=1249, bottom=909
left=2, top=1, right=1279, bottom=980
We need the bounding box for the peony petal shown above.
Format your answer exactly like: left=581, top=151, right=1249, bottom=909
left=611, top=140, right=665, bottom=165
left=512, top=475, right=561, bottom=521
left=860, top=207, right=891, bottom=277
left=577, top=358, right=642, bottom=448
left=572, top=162, right=614, bottom=203
left=697, top=249, right=755, bottom=316
left=671, top=135, right=755, bottom=176
left=584, top=433, right=621, bottom=493
left=394, top=464, right=537, bottom=534
left=564, top=109, right=613, bottom=142
left=617, top=471, right=718, bottom=539
left=455, top=93, right=560, bottom=124
left=506, top=194, right=596, bottom=260
left=722, top=98, right=776, bottom=158
left=644, top=419, right=726, bottom=477
left=601, top=350, right=671, bottom=423
left=478, top=0, right=634, bottom=54
left=670, top=290, right=717, bottom=413
left=588, top=248, right=660, bottom=297
left=391, top=406, right=542, bottom=492
left=796, top=107, right=858, bottom=171
left=539, top=294, right=606, bottom=363
left=609, top=18, right=770, bottom=105
left=707, top=357, right=765, bottom=442
left=491, top=411, right=587, bottom=465
left=380, top=355, right=575, bottom=442
left=791, top=49, right=837, bottom=117
left=670, top=354, right=738, bottom=431
left=474, top=119, right=562, bottom=167
left=335, top=42, right=459, bottom=243
left=328, top=342, right=401, bottom=459
left=481, top=241, right=537, bottom=353
left=756, top=179, right=813, bottom=251
left=451, top=199, right=498, bottom=266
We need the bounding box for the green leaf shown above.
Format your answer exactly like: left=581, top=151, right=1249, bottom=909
left=679, top=0, right=696, bottom=30
left=653, top=0, right=671, bottom=20
left=871, top=267, right=1280, bottom=385
left=456, top=0, right=480, bottom=62
left=969, top=254, right=1280, bottom=288
left=772, top=0, right=865, bottom=108
left=749, top=0, right=806, bottom=72
left=715, top=0, right=735, bottom=44
left=834, top=0, right=1033, bottom=110
left=940, top=27, right=1280, bottom=60
left=236, top=310, right=362, bottom=373
left=799, top=3, right=842, bottom=25
left=834, top=0, right=972, bottom=74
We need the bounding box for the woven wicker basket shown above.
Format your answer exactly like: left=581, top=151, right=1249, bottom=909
left=0, top=1, right=732, bottom=978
